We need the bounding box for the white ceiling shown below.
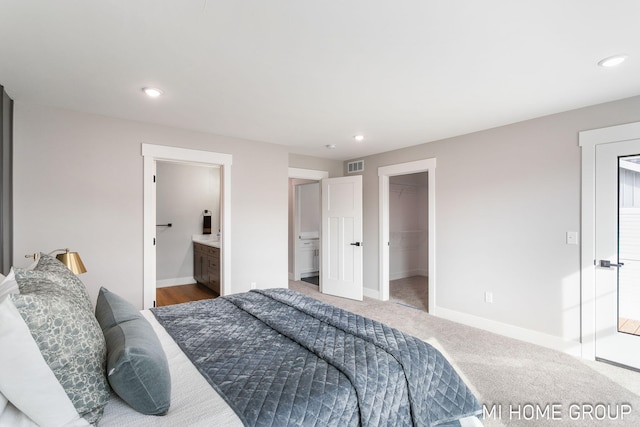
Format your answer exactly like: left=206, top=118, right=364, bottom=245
left=1, top=1, right=639, bottom=160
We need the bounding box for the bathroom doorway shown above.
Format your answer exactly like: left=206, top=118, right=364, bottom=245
left=155, top=162, right=220, bottom=289
left=142, top=144, right=231, bottom=309
left=288, top=168, right=329, bottom=287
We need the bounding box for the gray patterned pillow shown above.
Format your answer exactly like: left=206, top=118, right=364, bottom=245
left=16, top=268, right=93, bottom=314
left=10, top=281, right=109, bottom=424
left=28, top=253, right=93, bottom=311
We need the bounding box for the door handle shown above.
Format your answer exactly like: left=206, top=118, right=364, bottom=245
left=599, top=260, right=624, bottom=268
left=350, top=242, right=362, bottom=247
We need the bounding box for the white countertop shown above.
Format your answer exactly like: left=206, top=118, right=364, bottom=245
left=192, top=234, right=221, bottom=248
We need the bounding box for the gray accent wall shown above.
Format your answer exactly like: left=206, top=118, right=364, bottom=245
left=0, top=86, right=12, bottom=275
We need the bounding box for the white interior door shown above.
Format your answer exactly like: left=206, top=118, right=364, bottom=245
left=321, top=175, right=363, bottom=300
left=595, top=139, right=640, bottom=369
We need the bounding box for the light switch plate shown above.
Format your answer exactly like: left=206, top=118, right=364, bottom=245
left=566, top=231, right=578, bottom=245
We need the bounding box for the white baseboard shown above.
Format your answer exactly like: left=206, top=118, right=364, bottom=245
left=156, top=276, right=196, bottom=288
left=431, top=305, right=582, bottom=357
left=363, top=287, right=380, bottom=300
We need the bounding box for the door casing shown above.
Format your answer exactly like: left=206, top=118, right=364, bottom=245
left=378, top=158, right=436, bottom=312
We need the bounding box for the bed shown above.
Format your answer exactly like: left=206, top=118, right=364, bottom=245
left=0, top=254, right=483, bottom=427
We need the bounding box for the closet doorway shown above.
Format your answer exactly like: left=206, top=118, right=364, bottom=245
left=388, top=172, right=429, bottom=310
left=378, top=158, right=436, bottom=313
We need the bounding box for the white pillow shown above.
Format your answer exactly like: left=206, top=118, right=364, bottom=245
left=0, top=296, right=90, bottom=427
left=0, top=269, right=18, bottom=300
left=0, top=390, right=38, bottom=427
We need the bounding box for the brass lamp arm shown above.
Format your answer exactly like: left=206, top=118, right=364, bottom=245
left=24, top=248, right=70, bottom=260
left=23, top=248, right=87, bottom=274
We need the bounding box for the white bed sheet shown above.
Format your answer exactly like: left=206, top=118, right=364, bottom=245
left=98, top=310, right=243, bottom=427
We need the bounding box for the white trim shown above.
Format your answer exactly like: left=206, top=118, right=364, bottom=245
left=378, top=158, right=436, bottom=313
left=142, top=143, right=232, bottom=309
left=431, top=305, right=582, bottom=357
left=579, top=121, right=640, bottom=360
left=620, top=159, right=640, bottom=173
left=156, top=277, right=196, bottom=288
left=288, top=167, right=329, bottom=180
left=379, top=174, right=390, bottom=300
left=363, top=287, right=380, bottom=300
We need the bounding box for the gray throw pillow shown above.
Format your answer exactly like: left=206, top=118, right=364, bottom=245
left=95, top=287, right=171, bottom=415
left=95, top=286, right=142, bottom=331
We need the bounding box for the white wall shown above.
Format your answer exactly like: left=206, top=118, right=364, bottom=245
left=349, top=94, right=640, bottom=347
left=156, top=162, right=219, bottom=286
left=288, top=153, right=343, bottom=178
left=13, top=103, right=289, bottom=308
left=297, top=182, right=320, bottom=235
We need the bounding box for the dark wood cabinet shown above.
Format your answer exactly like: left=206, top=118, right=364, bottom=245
left=193, top=242, right=220, bottom=295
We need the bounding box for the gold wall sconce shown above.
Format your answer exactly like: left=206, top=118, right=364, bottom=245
left=25, top=248, right=87, bottom=274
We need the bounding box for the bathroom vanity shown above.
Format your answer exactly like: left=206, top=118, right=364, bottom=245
left=193, top=237, right=220, bottom=295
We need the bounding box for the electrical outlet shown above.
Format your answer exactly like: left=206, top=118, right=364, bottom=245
left=250, top=282, right=257, bottom=290
left=485, top=292, right=493, bottom=304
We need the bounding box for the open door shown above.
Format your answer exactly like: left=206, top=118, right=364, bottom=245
left=594, top=139, right=640, bottom=370
left=321, top=175, right=363, bottom=300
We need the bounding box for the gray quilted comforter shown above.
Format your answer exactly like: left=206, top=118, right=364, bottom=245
left=151, top=289, right=481, bottom=426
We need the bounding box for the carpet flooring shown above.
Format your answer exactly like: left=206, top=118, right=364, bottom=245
left=289, top=280, right=640, bottom=427
left=390, top=275, right=428, bottom=311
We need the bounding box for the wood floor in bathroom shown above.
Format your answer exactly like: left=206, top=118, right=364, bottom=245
left=155, top=283, right=218, bottom=306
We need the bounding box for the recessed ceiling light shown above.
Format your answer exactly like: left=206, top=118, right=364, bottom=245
left=598, top=54, right=628, bottom=68
left=142, top=87, right=164, bottom=97
left=325, top=144, right=337, bottom=149
left=354, top=135, right=364, bottom=142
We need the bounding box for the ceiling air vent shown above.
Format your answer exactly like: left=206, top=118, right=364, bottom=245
left=347, top=160, right=364, bottom=174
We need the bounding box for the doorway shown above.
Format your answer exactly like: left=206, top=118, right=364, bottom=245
left=388, top=172, right=429, bottom=310
left=155, top=162, right=220, bottom=289
left=142, top=144, right=232, bottom=309
left=291, top=180, right=320, bottom=283
left=379, top=158, right=436, bottom=312
left=580, top=121, right=640, bottom=370
left=288, top=168, right=328, bottom=286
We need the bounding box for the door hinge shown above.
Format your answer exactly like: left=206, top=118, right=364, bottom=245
left=153, top=300, right=156, bottom=307
left=153, top=238, right=156, bottom=246
left=153, top=175, right=156, bottom=183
